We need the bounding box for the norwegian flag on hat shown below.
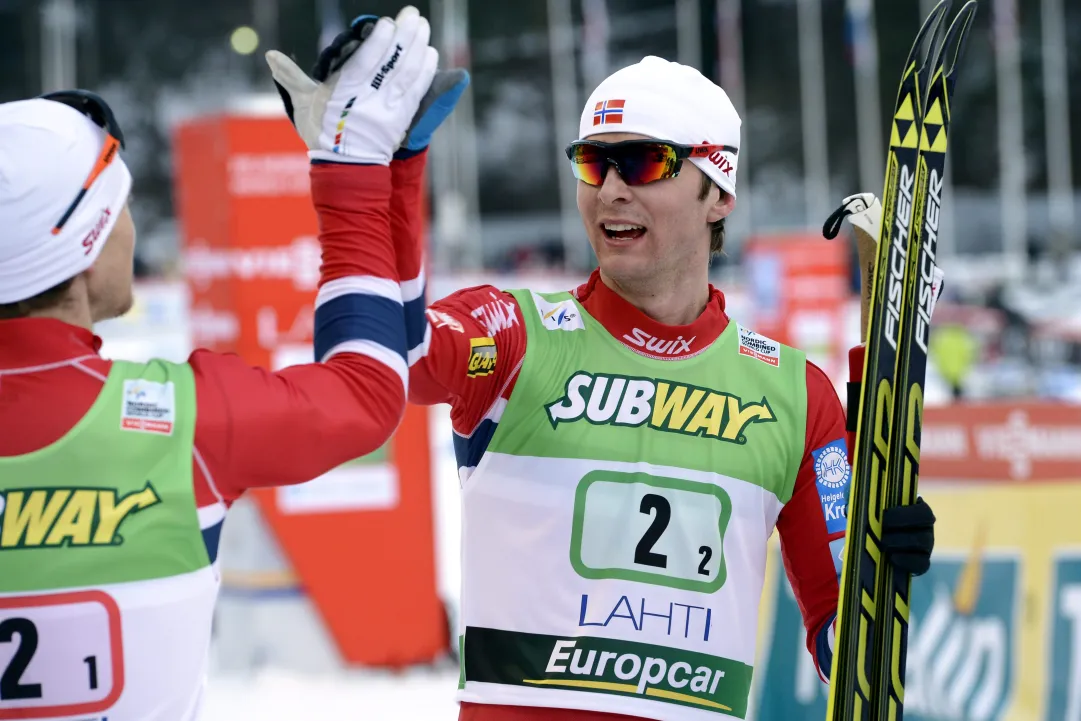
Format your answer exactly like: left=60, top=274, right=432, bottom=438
left=593, top=99, right=625, bottom=126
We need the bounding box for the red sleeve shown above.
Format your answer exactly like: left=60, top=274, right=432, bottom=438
left=192, top=163, right=407, bottom=504
left=387, top=150, right=528, bottom=433
left=314, top=162, right=399, bottom=282
left=410, top=286, right=527, bottom=433
left=390, top=152, right=425, bottom=291
left=776, top=360, right=849, bottom=663
left=190, top=352, right=404, bottom=503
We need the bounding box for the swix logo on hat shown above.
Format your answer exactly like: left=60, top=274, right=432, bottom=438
left=703, top=140, right=735, bottom=177
left=82, top=207, right=112, bottom=256
left=593, top=99, right=625, bottom=126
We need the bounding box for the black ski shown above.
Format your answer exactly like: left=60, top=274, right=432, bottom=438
left=826, top=2, right=977, bottom=719
left=869, top=5, right=978, bottom=720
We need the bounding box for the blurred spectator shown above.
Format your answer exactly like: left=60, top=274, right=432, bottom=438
left=930, top=323, right=979, bottom=400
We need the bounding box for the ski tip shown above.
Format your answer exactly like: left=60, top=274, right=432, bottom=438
left=910, top=0, right=953, bottom=72
left=940, top=1, right=979, bottom=79
left=928, top=0, right=954, bottom=24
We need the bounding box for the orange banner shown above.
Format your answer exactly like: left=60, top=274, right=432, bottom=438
left=922, top=402, right=1081, bottom=482
left=741, top=232, right=850, bottom=377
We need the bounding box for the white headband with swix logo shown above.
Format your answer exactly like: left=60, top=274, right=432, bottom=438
left=579, top=56, right=741, bottom=197
left=0, top=98, right=132, bottom=304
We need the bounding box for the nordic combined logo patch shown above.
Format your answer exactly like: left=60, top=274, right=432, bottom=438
left=812, top=438, right=850, bottom=533
left=121, top=379, right=176, bottom=435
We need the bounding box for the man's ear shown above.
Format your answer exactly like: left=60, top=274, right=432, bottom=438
left=707, top=188, right=736, bottom=223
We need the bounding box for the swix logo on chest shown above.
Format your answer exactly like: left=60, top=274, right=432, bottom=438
left=81, top=207, right=112, bottom=256
left=622, top=328, right=697, bottom=357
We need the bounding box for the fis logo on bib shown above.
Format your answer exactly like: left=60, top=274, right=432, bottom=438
left=533, top=292, right=584, bottom=332
left=467, top=337, right=497, bottom=378
left=545, top=372, right=774, bottom=443
left=812, top=439, right=850, bottom=533
left=0, top=483, right=161, bottom=549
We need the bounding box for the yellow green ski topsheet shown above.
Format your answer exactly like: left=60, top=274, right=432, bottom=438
left=826, top=2, right=978, bottom=720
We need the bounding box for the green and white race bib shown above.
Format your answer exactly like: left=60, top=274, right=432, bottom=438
left=455, top=289, right=808, bottom=720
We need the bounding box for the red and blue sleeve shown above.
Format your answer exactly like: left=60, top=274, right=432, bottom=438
left=389, top=152, right=431, bottom=369
left=387, top=152, right=527, bottom=435
left=775, top=359, right=855, bottom=683
left=190, top=162, right=408, bottom=503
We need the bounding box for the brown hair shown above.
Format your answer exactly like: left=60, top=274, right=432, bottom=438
left=699, top=174, right=727, bottom=257
left=0, top=278, right=75, bottom=319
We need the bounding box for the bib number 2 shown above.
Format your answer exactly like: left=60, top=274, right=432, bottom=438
left=0, top=591, right=123, bottom=719
left=632, top=495, right=717, bottom=577
left=570, top=471, right=733, bottom=593
left=0, top=618, right=41, bottom=700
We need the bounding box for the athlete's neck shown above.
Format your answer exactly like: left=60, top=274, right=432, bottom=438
left=598, top=267, right=710, bottom=326
left=575, top=269, right=728, bottom=360
left=25, top=291, right=93, bottom=331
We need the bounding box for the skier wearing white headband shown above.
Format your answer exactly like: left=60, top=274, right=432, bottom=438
left=274, top=15, right=941, bottom=716
left=0, top=7, right=469, bottom=718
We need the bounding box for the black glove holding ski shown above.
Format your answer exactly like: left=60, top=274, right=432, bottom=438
left=881, top=496, right=936, bottom=576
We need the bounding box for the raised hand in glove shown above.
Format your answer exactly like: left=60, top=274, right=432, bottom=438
left=308, top=13, right=470, bottom=160
left=881, top=496, right=936, bottom=576
left=268, top=8, right=469, bottom=165
left=265, top=6, right=438, bottom=165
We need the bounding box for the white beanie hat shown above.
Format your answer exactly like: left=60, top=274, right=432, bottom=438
left=0, top=97, right=133, bottom=304
left=579, top=56, right=741, bottom=196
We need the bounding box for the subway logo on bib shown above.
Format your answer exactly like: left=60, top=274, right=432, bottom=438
left=0, top=483, right=160, bottom=549
left=544, top=372, right=775, bottom=443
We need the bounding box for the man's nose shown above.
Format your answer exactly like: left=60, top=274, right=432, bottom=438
left=597, top=164, right=631, bottom=202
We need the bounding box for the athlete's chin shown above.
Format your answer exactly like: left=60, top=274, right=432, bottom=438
left=595, top=251, right=658, bottom=287
left=91, top=291, right=135, bottom=324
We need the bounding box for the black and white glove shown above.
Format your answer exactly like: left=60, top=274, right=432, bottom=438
left=265, top=6, right=438, bottom=165
left=881, top=496, right=936, bottom=576
left=306, top=14, right=470, bottom=161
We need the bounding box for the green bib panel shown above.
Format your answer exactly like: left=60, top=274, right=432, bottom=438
left=0, top=359, right=207, bottom=591
left=493, top=289, right=807, bottom=503
left=456, top=289, right=809, bottom=720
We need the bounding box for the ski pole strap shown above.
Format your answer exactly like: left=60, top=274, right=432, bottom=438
left=846, top=382, right=861, bottom=432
